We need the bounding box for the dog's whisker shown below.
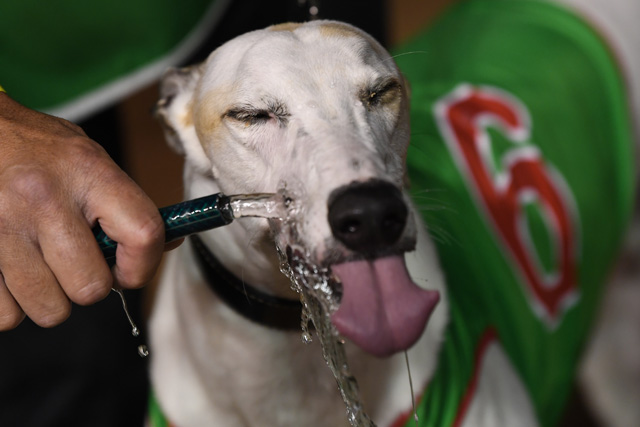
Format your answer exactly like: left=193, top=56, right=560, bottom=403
left=414, top=204, right=451, bottom=215
left=385, top=50, right=428, bottom=62
left=426, top=225, right=458, bottom=247
left=412, top=196, right=460, bottom=246
left=414, top=199, right=454, bottom=215
left=416, top=205, right=450, bottom=213
left=410, top=187, right=448, bottom=197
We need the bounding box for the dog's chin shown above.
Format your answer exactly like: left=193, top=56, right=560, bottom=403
left=279, top=231, right=440, bottom=359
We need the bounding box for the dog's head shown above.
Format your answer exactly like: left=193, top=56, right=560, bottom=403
left=156, top=21, right=439, bottom=357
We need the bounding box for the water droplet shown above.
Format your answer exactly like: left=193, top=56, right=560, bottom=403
left=301, top=331, right=313, bottom=344
left=340, top=363, right=351, bottom=376
left=138, top=345, right=149, bottom=358
left=113, top=289, right=148, bottom=358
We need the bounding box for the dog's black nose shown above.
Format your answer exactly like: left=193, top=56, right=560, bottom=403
left=328, top=180, right=408, bottom=254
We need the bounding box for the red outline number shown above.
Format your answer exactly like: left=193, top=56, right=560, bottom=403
left=434, top=85, right=579, bottom=325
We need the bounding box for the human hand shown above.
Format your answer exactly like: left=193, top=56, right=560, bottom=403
left=0, top=93, right=166, bottom=330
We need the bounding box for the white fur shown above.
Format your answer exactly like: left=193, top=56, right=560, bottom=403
left=151, top=221, right=448, bottom=426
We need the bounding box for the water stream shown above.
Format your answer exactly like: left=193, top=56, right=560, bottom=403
left=277, top=245, right=376, bottom=427
left=111, top=191, right=418, bottom=426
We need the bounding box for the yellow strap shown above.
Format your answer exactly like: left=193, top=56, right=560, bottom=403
left=0, top=84, right=5, bottom=93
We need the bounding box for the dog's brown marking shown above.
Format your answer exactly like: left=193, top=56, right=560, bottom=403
left=319, top=22, right=391, bottom=66
left=269, top=22, right=302, bottom=32
left=180, top=100, right=194, bottom=128
left=193, top=87, right=233, bottom=147
left=318, top=22, right=362, bottom=38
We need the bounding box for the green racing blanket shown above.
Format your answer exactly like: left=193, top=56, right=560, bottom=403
left=393, top=0, right=635, bottom=426
left=0, top=0, right=227, bottom=121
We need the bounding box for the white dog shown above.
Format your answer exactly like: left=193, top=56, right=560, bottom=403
left=149, top=6, right=640, bottom=426
left=149, top=20, right=547, bottom=427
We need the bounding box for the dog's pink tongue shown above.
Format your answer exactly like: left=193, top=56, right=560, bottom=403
left=330, top=256, right=439, bottom=357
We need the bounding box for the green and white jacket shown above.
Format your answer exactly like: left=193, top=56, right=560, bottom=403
left=393, top=1, right=634, bottom=426
left=0, top=0, right=228, bottom=121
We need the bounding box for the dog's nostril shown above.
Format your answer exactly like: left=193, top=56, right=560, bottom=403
left=339, top=219, right=361, bottom=235
left=383, top=212, right=402, bottom=226
left=328, top=180, right=408, bottom=254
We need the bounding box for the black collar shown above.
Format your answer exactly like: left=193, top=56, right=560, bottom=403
left=190, top=235, right=303, bottom=331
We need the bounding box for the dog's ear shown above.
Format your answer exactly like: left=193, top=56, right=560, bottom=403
left=154, top=64, right=203, bottom=155
left=154, top=64, right=213, bottom=173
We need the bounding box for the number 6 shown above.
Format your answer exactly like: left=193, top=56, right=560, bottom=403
left=435, top=84, right=579, bottom=326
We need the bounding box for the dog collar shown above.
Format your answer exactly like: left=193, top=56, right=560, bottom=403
left=190, top=235, right=303, bottom=331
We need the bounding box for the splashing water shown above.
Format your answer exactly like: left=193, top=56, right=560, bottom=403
left=277, top=245, right=376, bottom=427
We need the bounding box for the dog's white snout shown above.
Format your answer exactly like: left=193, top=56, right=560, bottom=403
left=327, top=180, right=408, bottom=255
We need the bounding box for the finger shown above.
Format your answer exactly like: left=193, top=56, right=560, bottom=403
left=87, top=176, right=164, bottom=289
left=164, top=238, right=184, bottom=253
left=38, top=209, right=113, bottom=306
left=0, top=237, right=71, bottom=328
left=0, top=272, right=25, bottom=330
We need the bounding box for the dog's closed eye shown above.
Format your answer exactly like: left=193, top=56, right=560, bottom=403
left=363, top=79, right=402, bottom=109
left=225, top=102, right=289, bottom=127
left=225, top=108, right=272, bottom=125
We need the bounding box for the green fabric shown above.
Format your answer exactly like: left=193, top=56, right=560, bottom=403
left=0, top=0, right=215, bottom=111
left=394, top=0, right=635, bottom=426
left=148, top=391, right=171, bottom=427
